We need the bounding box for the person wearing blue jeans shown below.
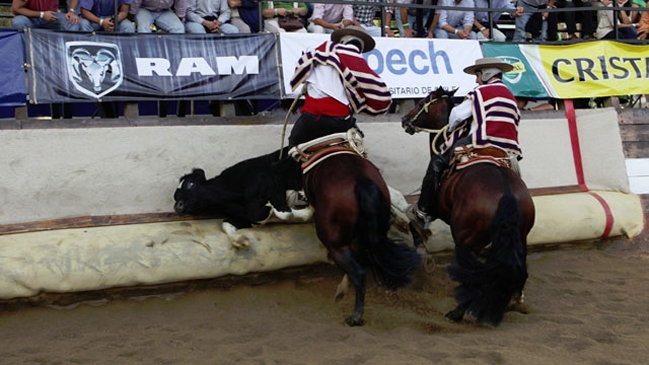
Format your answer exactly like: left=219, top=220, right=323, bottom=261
left=130, top=0, right=186, bottom=33
left=12, top=0, right=81, bottom=30
left=513, top=0, right=555, bottom=42
left=79, top=0, right=136, bottom=32
left=185, top=0, right=239, bottom=33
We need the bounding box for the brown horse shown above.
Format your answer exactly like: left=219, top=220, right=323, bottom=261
left=298, top=148, right=422, bottom=326
left=402, top=86, right=536, bottom=327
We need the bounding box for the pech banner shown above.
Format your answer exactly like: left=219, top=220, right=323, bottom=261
left=24, top=29, right=281, bottom=103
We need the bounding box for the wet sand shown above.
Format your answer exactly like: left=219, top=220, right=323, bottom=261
left=0, top=230, right=648, bottom=365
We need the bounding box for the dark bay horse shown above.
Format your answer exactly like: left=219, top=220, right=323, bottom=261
left=402, top=86, right=536, bottom=327
left=299, top=148, right=422, bottom=326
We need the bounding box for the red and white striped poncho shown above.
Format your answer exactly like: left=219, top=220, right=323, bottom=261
left=290, top=41, right=392, bottom=116
left=443, top=79, right=522, bottom=158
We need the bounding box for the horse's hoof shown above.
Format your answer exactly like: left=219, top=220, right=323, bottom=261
left=345, top=316, right=364, bottom=327
left=445, top=308, right=464, bottom=323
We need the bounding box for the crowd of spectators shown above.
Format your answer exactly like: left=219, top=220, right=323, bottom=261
left=8, top=0, right=649, bottom=41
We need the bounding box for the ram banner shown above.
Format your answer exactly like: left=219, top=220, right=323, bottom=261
left=24, top=29, right=281, bottom=103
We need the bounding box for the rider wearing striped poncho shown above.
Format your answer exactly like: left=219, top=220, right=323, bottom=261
left=407, top=57, right=522, bottom=232
left=287, top=25, right=392, bottom=147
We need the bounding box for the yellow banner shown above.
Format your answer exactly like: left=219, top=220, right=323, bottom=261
left=533, top=41, right=649, bottom=99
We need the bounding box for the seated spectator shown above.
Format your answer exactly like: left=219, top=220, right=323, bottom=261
left=596, top=0, right=637, bottom=39
left=513, top=0, right=554, bottom=42
left=308, top=2, right=353, bottom=33
left=385, top=0, right=415, bottom=37
left=261, top=1, right=308, bottom=33
left=185, top=0, right=239, bottom=33
left=353, top=0, right=381, bottom=37
left=233, top=0, right=259, bottom=32
left=433, top=0, right=477, bottom=39
left=410, top=0, right=438, bottom=37
left=637, top=6, right=649, bottom=38
left=130, top=0, right=186, bottom=33
left=228, top=0, right=249, bottom=32
left=12, top=0, right=81, bottom=30
left=473, top=0, right=523, bottom=41
left=547, top=0, right=595, bottom=40
left=79, top=0, right=135, bottom=32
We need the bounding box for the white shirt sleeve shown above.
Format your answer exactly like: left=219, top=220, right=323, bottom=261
left=448, top=98, right=472, bottom=130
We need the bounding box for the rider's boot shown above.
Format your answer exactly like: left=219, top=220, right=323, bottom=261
left=406, top=153, right=448, bottom=238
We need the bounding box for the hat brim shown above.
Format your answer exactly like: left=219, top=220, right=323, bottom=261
left=463, top=62, right=514, bottom=75
left=331, top=27, right=376, bottom=53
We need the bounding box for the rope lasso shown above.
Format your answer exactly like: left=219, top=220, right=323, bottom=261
left=279, top=84, right=307, bottom=160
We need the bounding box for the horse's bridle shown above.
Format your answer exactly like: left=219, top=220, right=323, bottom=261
left=402, top=95, right=450, bottom=135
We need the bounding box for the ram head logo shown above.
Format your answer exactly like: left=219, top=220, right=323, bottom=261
left=66, top=41, right=123, bottom=99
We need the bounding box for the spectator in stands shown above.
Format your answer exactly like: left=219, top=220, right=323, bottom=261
left=261, top=1, right=308, bottom=33
left=390, top=0, right=438, bottom=37
left=227, top=0, right=249, bottom=32
left=185, top=0, right=238, bottom=33
left=385, top=0, right=415, bottom=37
left=79, top=0, right=136, bottom=32
left=308, top=2, right=354, bottom=33
left=513, top=0, right=555, bottom=42
left=629, top=0, right=644, bottom=23
left=353, top=0, right=382, bottom=37
left=596, top=0, right=637, bottom=39
left=130, top=0, right=186, bottom=33
left=433, top=0, right=477, bottom=39
left=232, top=0, right=259, bottom=32
left=12, top=0, right=81, bottom=30
left=637, top=5, right=649, bottom=38
left=473, top=0, right=523, bottom=41
left=546, top=0, right=595, bottom=40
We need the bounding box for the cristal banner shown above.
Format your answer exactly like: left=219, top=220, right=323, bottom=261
left=24, top=29, right=282, bottom=103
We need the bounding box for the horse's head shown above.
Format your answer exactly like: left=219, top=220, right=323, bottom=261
left=401, top=86, right=457, bottom=135
left=173, top=168, right=208, bottom=215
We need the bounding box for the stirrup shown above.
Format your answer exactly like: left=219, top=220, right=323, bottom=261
left=405, top=205, right=432, bottom=240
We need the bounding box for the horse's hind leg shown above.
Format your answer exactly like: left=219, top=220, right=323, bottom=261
left=330, top=247, right=366, bottom=326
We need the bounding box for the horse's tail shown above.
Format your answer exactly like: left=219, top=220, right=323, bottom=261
left=355, top=178, right=422, bottom=290
left=447, top=192, right=528, bottom=327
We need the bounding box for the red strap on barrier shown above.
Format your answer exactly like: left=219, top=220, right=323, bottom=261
left=565, top=99, right=614, bottom=237
left=588, top=192, right=614, bottom=238
left=565, top=99, right=588, bottom=192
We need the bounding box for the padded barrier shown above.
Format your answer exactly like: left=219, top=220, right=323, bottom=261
left=0, top=191, right=643, bottom=300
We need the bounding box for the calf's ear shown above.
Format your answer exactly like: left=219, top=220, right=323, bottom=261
left=192, top=168, right=207, bottom=182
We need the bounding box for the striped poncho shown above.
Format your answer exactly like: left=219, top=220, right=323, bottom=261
left=290, top=41, right=392, bottom=116
left=442, top=79, right=522, bottom=158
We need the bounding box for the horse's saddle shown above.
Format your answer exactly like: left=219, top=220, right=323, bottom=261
left=446, top=144, right=521, bottom=178
left=289, top=128, right=367, bottom=174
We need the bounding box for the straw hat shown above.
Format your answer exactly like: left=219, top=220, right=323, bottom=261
left=463, top=57, right=514, bottom=75
left=331, top=26, right=376, bottom=53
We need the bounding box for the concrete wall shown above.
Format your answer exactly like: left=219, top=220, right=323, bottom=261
left=0, top=107, right=633, bottom=226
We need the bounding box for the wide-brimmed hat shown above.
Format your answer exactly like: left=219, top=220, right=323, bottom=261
left=463, top=57, right=514, bottom=75
left=331, top=26, right=376, bottom=53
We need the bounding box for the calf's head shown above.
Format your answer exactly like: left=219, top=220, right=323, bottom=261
left=174, top=169, right=208, bottom=215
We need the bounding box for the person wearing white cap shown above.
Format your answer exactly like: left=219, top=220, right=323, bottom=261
left=287, top=25, right=392, bottom=147
left=407, top=57, right=522, bottom=232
